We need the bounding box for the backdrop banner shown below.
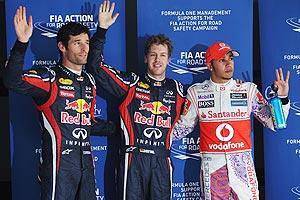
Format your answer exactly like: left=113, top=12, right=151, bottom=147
left=137, top=0, right=253, bottom=199
left=259, top=0, right=300, bottom=199
left=5, top=1, right=125, bottom=199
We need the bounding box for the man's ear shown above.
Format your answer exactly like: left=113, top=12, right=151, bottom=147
left=58, top=41, right=66, bottom=53
left=144, top=55, right=147, bottom=64
left=207, top=62, right=213, bottom=71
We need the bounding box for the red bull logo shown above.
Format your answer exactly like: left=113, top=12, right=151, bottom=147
left=65, top=99, right=90, bottom=113
left=139, top=101, right=171, bottom=115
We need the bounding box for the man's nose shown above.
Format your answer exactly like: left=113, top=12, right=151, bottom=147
left=82, top=44, right=89, bottom=52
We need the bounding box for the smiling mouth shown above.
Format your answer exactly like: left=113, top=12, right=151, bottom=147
left=153, top=63, right=162, bottom=68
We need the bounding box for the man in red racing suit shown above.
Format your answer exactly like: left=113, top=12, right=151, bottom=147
left=172, top=41, right=290, bottom=200
left=86, top=2, right=185, bottom=199
left=3, top=6, right=115, bottom=200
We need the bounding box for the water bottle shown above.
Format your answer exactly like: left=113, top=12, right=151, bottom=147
left=269, top=84, right=286, bottom=129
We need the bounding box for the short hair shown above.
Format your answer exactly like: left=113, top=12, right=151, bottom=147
left=144, top=34, right=173, bottom=57
left=56, top=22, right=90, bottom=59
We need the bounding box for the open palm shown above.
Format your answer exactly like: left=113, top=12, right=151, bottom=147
left=274, top=68, right=290, bottom=97
left=14, top=6, right=33, bottom=43
left=98, top=1, right=119, bottom=29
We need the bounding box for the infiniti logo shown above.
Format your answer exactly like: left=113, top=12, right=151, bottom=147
left=72, top=128, right=88, bottom=139
left=144, top=128, right=162, bottom=139
left=166, top=90, right=174, bottom=95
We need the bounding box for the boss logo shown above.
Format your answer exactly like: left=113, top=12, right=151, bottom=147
left=198, top=100, right=214, bottom=108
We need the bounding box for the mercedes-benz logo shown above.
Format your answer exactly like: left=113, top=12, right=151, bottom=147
left=144, top=128, right=162, bottom=139
left=72, top=128, right=88, bottom=139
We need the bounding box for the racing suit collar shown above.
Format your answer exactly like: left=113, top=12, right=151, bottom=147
left=209, top=78, right=234, bottom=91
left=59, top=65, right=85, bottom=81
left=145, top=73, right=166, bottom=87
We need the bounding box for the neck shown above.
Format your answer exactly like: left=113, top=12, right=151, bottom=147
left=63, top=63, right=82, bottom=75
left=62, top=60, right=83, bottom=72
left=210, top=75, right=231, bottom=84
left=210, top=77, right=231, bottom=85
left=147, top=73, right=165, bottom=81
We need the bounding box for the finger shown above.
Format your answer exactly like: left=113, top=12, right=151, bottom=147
left=106, top=1, right=110, bottom=12
left=112, top=13, right=119, bottom=22
left=109, top=2, right=115, bottom=14
left=102, top=1, right=107, bottom=12
left=275, top=68, right=280, bottom=81
left=14, top=8, right=20, bottom=24
left=99, top=3, right=103, bottom=13
left=285, top=70, right=290, bottom=83
left=28, top=15, right=33, bottom=29
left=17, top=7, right=22, bottom=22
left=19, top=6, right=22, bottom=21
left=22, top=6, right=26, bottom=22
left=279, top=67, right=284, bottom=80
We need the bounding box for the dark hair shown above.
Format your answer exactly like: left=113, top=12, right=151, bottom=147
left=56, top=22, right=90, bottom=59
left=144, top=34, right=173, bottom=57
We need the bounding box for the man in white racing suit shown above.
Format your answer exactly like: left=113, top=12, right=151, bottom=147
left=172, top=41, right=290, bottom=200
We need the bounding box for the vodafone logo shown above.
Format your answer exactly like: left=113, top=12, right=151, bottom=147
left=215, top=123, right=234, bottom=142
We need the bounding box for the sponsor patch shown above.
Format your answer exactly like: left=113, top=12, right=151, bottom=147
left=29, top=70, right=38, bottom=74
left=65, top=99, right=90, bottom=113
left=198, top=93, right=214, bottom=100
left=230, top=93, right=247, bottom=99
left=163, top=98, right=175, bottom=104
left=256, top=92, right=267, bottom=104
left=201, top=84, right=209, bottom=90
left=198, top=100, right=214, bottom=108
left=138, top=82, right=150, bottom=89
left=77, top=76, right=84, bottom=81
left=59, top=85, right=74, bottom=90
left=182, top=99, right=191, bottom=115
left=154, top=81, right=161, bottom=86
left=59, top=90, right=75, bottom=98
left=59, top=78, right=73, bottom=85
left=139, top=101, right=171, bottom=115
left=136, top=87, right=150, bottom=94
left=136, top=92, right=150, bottom=101
left=231, top=100, right=247, bottom=106
left=134, top=112, right=171, bottom=128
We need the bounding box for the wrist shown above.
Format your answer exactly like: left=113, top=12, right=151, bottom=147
left=280, top=97, right=289, bottom=105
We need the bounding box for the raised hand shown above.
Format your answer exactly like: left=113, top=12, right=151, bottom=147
left=14, top=6, right=33, bottom=43
left=98, top=0, right=119, bottom=29
left=274, top=68, right=290, bottom=97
